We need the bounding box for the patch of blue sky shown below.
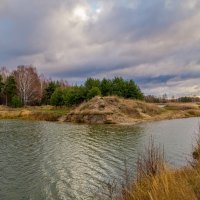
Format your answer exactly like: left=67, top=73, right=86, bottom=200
left=0, top=17, right=14, bottom=33
left=87, top=0, right=99, bottom=11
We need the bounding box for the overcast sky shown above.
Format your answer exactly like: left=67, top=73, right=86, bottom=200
left=0, top=0, right=200, bottom=97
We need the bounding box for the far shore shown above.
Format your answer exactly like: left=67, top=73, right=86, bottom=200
left=0, top=97, right=200, bottom=125
left=0, top=105, right=69, bottom=122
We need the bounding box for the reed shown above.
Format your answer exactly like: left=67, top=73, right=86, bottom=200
left=101, top=131, right=200, bottom=200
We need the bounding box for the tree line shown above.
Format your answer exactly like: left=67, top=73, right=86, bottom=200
left=0, top=65, right=144, bottom=107
left=49, top=77, right=144, bottom=106
left=145, top=95, right=200, bottom=103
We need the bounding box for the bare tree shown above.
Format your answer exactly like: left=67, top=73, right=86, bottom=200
left=0, top=66, right=10, bottom=82
left=13, top=65, right=42, bottom=105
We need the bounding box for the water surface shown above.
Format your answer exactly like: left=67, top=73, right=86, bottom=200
left=0, top=118, right=199, bottom=199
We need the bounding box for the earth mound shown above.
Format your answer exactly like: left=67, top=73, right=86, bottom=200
left=66, top=96, right=163, bottom=124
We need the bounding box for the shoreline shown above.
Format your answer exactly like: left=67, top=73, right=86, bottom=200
left=0, top=106, right=69, bottom=122
left=64, top=96, right=200, bottom=125
left=0, top=102, right=200, bottom=125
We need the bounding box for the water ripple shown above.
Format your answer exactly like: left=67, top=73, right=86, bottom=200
left=0, top=118, right=199, bottom=199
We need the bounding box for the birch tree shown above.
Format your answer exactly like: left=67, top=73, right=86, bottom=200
left=13, top=65, right=42, bottom=105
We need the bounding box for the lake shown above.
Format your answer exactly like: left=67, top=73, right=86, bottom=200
left=0, top=118, right=199, bottom=199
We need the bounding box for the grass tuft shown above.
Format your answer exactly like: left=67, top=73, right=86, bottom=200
left=100, top=130, right=200, bottom=200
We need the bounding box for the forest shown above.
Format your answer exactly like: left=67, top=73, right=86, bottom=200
left=0, top=65, right=144, bottom=107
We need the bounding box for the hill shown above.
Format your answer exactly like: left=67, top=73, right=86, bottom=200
left=66, top=96, right=163, bottom=124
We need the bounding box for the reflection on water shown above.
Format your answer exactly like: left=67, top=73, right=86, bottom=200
left=0, top=118, right=199, bottom=199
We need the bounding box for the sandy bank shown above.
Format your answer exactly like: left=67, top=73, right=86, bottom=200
left=65, top=96, right=200, bottom=125
left=0, top=97, right=199, bottom=124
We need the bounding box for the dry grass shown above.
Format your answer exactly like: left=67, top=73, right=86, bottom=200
left=0, top=105, right=69, bottom=121
left=67, top=96, right=164, bottom=124
left=187, top=110, right=200, bottom=117
left=165, top=103, right=200, bottom=111
left=99, top=132, right=200, bottom=200
left=136, top=138, right=165, bottom=181
left=0, top=98, right=200, bottom=124
left=192, top=127, right=200, bottom=165
left=126, top=169, right=198, bottom=200
left=67, top=96, right=200, bottom=124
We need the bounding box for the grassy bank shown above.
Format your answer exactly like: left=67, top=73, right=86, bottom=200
left=0, top=105, right=70, bottom=121
left=0, top=97, right=200, bottom=124
left=66, top=96, right=200, bottom=124
left=102, top=133, right=200, bottom=200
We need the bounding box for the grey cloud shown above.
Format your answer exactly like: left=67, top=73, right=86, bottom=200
left=0, top=0, right=200, bottom=96
left=86, top=0, right=199, bottom=43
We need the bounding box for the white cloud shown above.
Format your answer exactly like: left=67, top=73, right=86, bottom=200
left=0, top=0, right=200, bottom=96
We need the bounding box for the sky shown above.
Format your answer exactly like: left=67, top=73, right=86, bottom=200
left=0, top=0, right=200, bottom=97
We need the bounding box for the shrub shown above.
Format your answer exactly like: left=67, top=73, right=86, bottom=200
left=42, top=81, right=59, bottom=105
left=11, top=95, right=23, bottom=108
left=87, top=87, right=101, bottom=100
left=50, top=88, right=64, bottom=106
left=100, top=78, right=113, bottom=96
left=85, top=78, right=101, bottom=90
left=63, top=86, right=87, bottom=106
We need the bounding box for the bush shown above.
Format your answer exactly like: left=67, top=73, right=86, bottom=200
left=42, top=82, right=59, bottom=105
left=11, top=95, right=23, bottom=108
left=87, top=87, right=101, bottom=100
left=50, top=88, right=64, bottom=106
left=100, top=78, right=113, bottom=96
left=85, top=78, right=101, bottom=90
left=63, top=86, right=87, bottom=106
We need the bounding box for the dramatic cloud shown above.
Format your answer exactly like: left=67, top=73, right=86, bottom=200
left=0, top=0, right=200, bottom=96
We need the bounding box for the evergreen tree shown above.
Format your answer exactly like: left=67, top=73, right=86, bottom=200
left=124, top=80, right=144, bottom=100
left=0, top=75, right=4, bottom=93
left=63, top=86, right=87, bottom=106
left=87, top=87, right=101, bottom=100
left=4, top=75, right=17, bottom=105
left=43, top=82, right=59, bottom=105
left=50, top=88, right=64, bottom=106
left=100, top=78, right=113, bottom=96
left=112, top=77, right=126, bottom=97
left=0, top=75, right=5, bottom=105
left=11, top=95, right=22, bottom=108
left=85, top=78, right=101, bottom=90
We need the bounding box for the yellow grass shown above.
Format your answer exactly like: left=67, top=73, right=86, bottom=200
left=67, top=96, right=200, bottom=124
left=0, top=105, right=70, bottom=121
left=114, top=134, right=200, bottom=200
left=125, top=168, right=198, bottom=200
left=0, top=97, right=200, bottom=124
left=67, top=96, right=164, bottom=124
left=165, top=102, right=200, bottom=110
